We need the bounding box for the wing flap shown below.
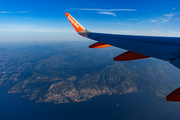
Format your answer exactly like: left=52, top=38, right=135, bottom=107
left=166, top=87, right=180, bottom=102
left=114, top=51, right=150, bottom=61
left=89, top=42, right=111, bottom=48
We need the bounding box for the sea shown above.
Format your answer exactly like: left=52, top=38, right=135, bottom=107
left=0, top=87, right=180, bottom=120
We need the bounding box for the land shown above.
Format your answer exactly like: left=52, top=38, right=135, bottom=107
left=0, top=41, right=180, bottom=104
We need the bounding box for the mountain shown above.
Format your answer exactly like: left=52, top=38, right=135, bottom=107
left=0, top=41, right=180, bottom=104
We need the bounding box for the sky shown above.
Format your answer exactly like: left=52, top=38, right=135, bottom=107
left=0, top=0, right=180, bottom=42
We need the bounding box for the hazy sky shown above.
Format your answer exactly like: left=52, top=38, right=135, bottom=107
left=0, top=0, right=180, bottom=42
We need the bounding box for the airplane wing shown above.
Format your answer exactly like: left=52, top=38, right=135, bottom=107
left=65, top=13, right=180, bottom=69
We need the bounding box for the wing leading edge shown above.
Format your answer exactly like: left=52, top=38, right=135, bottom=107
left=65, top=13, right=180, bottom=69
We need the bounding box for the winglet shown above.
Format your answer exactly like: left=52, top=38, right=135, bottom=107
left=65, top=13, right=89, bottom=37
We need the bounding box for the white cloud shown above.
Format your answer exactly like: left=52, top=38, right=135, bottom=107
left=148, top=12, right=180, bottom=25
left=8, top=24, right=34, bottom=27
left=150, top=18, right=169, bottom=25
left=128, top=18, right=138, bottom=20
left=0, top=11, right=13, bottom=13
left=0, top=25, right=74, bottom=33
left=164, top=13, right=176, bottom=19
left=0, top=28, right=71, bottom=33
left=0, top=11, right=28, bottom=13
left=150, top=20, right=158, bottom=22
left=70, top=8, right=137, bottom=11
left=70, top=8, right=136, bottom=16
left=97, top=12, right=116, bottom=16
left=118, top=22, right=142, bottom=27
left=117, top=23, right=126, bottom=25
left=16, top=11, right=28, bottom=13
left=102, top=11, right=180, bottom=27
left=160, top=18, right=169, bottom=23
left=118, top=23, right=132, bottom=27
left=173, top=7, right=176, bottom=10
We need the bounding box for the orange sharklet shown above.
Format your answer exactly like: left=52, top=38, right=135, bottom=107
left=65, top=13, right=85, bottom=32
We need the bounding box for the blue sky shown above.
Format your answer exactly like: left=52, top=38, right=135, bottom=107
left=0, top=0, right=180, bottom=42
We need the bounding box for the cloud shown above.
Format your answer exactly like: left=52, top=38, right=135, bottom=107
left=0, top=24, right=74, bottom=33
left=160, top=18, right=169, bottom=23
left=70, top=8, right=137, bottom=11
left=8, top=24, right=34, bottom=27
left=150, top=18, right=169, bottom=24
left=128, top=18, right=138, bottom=20
left=70, top=8, right=136, bottom=16
left=150, top=20, right=158, bottom=22
left=16, top=11, right=28, bottom=13
left=117, top=22, right=142, bottom=27
left=164, top=13, right=177, bottom=19
left=117, top=23, right=132, bottom=27
left=102, top=11, right=180, bottom=27
left=97, top=12, right=116, bottom=16
left=0, top=11, right=28, bottom=13
left=148, top=12, right=180, bottom=25
left=173, top=7, right=176, bottom=10
left=0, top=27, right=74, bottom=33
left=0, top=11, right=13, bottom=13
left=156, top=19, right=169, bottom=25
